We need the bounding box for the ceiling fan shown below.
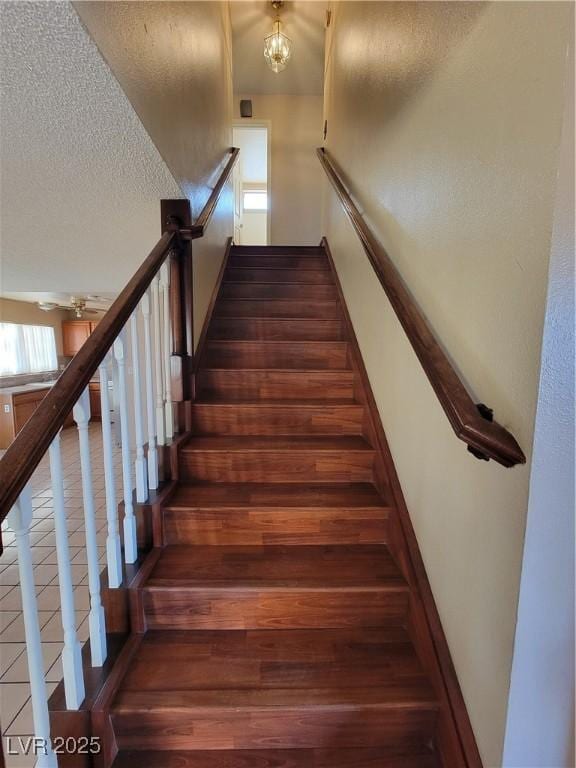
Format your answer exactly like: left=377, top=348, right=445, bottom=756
left=37, top=295, right=111, bottom=318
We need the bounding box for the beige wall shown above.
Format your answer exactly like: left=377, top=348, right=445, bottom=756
left=234, top=95, right=323, bottom=245
left=0, top=298, right=68, bottom=357
left=75, top=1, right=235, bottom=347
left=321, top=2, right=572, bottom=765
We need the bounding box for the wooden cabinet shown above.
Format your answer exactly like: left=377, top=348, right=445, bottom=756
left=62, top=320, right=102, bottom=356
left=62, top=321, right=92, bottom=357
left=88, top=381, right=102, bottom=421
left=0, top=381, right=98, bottom=449
left=0, top=386, right=68, bottom=449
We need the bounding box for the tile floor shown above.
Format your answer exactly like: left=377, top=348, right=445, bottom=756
left=0, top=423, right=125, bottom=766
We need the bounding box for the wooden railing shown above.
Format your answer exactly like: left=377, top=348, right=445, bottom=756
left=0, top=147, right=238, bottom=766
left=317, top=147, right=525, bottom=468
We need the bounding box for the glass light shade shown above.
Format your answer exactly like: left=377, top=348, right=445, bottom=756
left=264, top=20, right=292, bottom=73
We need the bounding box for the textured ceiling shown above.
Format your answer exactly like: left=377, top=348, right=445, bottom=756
left=231, top=0, right=326, bottom=95
left=1, top=291, right=113, bottom=312
left=0, top=1, right=183, bottom=294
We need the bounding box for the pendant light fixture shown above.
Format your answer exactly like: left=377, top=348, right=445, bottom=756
left=264, top=1, right=292, bottom=74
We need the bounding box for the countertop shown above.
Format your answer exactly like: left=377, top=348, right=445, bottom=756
left=0, top=381, right=57, bottom=396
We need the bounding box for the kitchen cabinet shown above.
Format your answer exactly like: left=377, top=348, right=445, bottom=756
left=0, top=384, right=75, bottom=450
left=62, top=320, right=100, bottom=357
left=62, top=321, right=92, bottom=357
left=88, top=381, right=102, bottom=421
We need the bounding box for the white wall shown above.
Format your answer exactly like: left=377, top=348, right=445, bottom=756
left=234, top=95, right=323, bottom=245
left=502, top=33, right=575, bottom=768
left=321, top=2, right=573, bottom=764
left=233, top=127, right=268, bottom=184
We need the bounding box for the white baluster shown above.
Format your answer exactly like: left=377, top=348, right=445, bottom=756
left=113, top=331, right=138, bottom=564
left=99, top=356, right=122, bottom=588
left=141, top=290, right=159, bottom=489
left=73, top=389, right=107, bottom=667
left=160, top=262, right=174, bottom=440
left=152, top=274, right=165, bottom=447
left=49, top=433, right=85, bottom=709
left=8, top=487, right=57, bottom=768
left=130, top=313, right=148, bottom=502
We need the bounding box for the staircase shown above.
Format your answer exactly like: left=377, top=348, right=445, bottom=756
left=107, top=244, right=444, bottom=767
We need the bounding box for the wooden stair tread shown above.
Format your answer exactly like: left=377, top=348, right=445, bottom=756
left=164, top=482, right=388, bottom=509
left=111, top=747, right=443, bottom=768
left=117, top=627, right=430, bottom=693
left=181, top=436, right=374, bottom=452
left=145, top=544, right=405, bottom=588
left=195, top=396, right=358, bottom=406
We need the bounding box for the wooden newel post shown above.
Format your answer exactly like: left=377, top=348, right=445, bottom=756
left=161, top=199, right=193, bottom=431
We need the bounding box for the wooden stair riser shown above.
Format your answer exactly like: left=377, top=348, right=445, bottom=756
left=143, top=587, right=408, bottom=630
left=229, top=255, right=330, bottom=269
left=220, top=284, right=338, bottom=301
left=163, top=506, right=390, bottom=546
left=179, top=450, right=375, bottom=483
left=112, top=705, right=436, bottom=751
left=208, top=318, right=347, bottom=342
left=230, top=246, right=324, bottom=256
left=215, top=300, right=341, bottom=319
left=225, top=268, right=332, bottom=283
left=196, top=370, right=357, bottom=402
left=191, top=404, right=365, bottom=436
left=202, top=342, right=349, bottom=371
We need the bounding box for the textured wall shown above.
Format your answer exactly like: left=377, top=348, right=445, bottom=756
left=321, top=2, right=572, bottom=764
left=75, top=1, right=233, bottom=220
left=234, top=95, right=323, bottom=245
left=74, top=1, right=234, bottom=347
left=0, top=1, right=183, bottom=294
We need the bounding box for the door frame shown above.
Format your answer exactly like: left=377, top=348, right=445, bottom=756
left=232, top=120, right=272, bottom=245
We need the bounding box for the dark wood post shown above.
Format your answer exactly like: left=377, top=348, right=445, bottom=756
left=161, top=199, right=193, bottom=431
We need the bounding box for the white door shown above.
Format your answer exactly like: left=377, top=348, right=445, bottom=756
left=232, top=125, right=269, bottom=245
left=233, top=163, right=242, bottom=244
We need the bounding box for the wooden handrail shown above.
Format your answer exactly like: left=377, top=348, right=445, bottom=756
left=178, top=148, right=240, bottom=239
left=317, top=147, right=525, bottom=468
left=0, top=148, right=239, bottom=521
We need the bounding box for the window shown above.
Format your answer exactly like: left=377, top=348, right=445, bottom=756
left=243, top=191, right=268, bottom=211
left=0, top=323, right=58, bottom=376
